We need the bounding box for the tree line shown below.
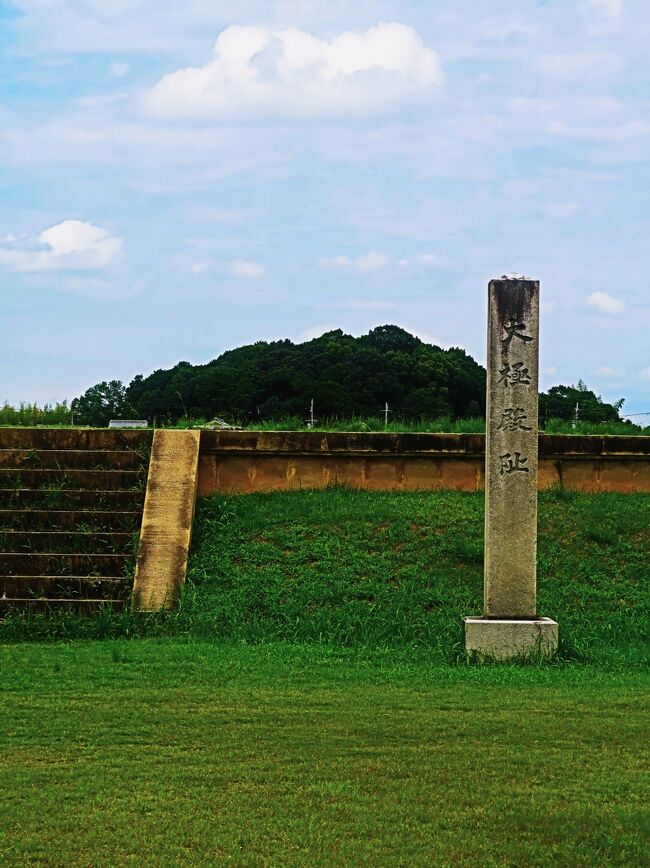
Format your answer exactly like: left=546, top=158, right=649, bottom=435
left=61, top=326, right=625, bottom=428
left=1, top=326, right=627, bottom=428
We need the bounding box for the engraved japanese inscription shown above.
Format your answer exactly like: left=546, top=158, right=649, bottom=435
left=484, top=277, right=539, bottom=618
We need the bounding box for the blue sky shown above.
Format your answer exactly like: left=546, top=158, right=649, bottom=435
left=1, top=0, right=649, bottom=416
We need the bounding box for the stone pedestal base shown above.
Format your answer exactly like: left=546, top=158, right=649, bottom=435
left=464, top=617, right=559, bottom=661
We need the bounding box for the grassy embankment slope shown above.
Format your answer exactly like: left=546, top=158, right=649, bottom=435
left=1, top=489, right=648, bottom=864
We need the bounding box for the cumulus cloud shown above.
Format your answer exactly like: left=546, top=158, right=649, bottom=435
left=0, top=220, right=122, bottom=272
left=231, top=259, right=265, bottom=278
left=640, top=367, right=650, bottom=382
left=144, top=23, right=441, bottom=121
left=596, top=366, right=616, bottom=376
left=587, top=291, right=624, bottom=314
left=320, top=252, right=388, bottom=272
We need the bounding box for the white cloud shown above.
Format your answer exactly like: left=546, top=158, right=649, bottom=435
left=591, top=0, right=624, bottom=19
left=171, top=254, right=212, bottom=276
left=549, top=120, right=650, bottom=142
left=544, top=202, right=581, bottom=219
left=544, top=367, right=557, bottom=376
left=144, top=23, right=441, bottom=121
left=0, top=220, right=122, bottom=272
left=640, top=367, right=650, bottom=383
left=231, top=259, right=265, bottom=278
left=500, top=178, right=544, bottom=197
left=107, top=61, right=130, bottom=79
left=586, top=0, right=624, bottom=32
left=190, top=206, right=261, bottom=225
left=537, top=53, right=621, bottom=78
left=320, top=252, right=388, bottom=272
left=587, top=291, right=625, bottom=314
left=596, top=366, right=616, bottom=376
left=320, top=252, right=452, bottom=272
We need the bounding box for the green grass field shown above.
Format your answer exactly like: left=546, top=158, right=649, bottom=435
left=1, top=643, right=648, bottom=865
left=1, top=490, right=649, bottom=864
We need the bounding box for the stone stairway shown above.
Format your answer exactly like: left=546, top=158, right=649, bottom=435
left=0, top=428, right=152, bottom=612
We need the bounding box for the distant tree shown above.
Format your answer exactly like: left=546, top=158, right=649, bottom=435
left=71, top=380, right=135, bottom=427
left=0, top=401, right=72, bottom=426
left=363, top=324, right=422, bottom=353
left=539, top=381, right=623, bottom=424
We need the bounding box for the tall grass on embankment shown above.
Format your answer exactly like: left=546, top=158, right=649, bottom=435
left=3, top=414, right=648, bottom=434
left=172, top=415, right=650, bottom=435
left=2, top=489, right=648, bottom=669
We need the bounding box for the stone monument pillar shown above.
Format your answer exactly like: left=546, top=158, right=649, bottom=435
left=464, top=276, right=558, bottom=660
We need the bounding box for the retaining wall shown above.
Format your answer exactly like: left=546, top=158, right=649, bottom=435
left=198, top=431, right=650, bottom=495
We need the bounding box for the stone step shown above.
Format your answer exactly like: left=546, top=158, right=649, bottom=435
left=0, top=531, right=134, bottom=553
left=0, top=449, right=144, bottom=470
left=0, top=575, right=129, bottom=598
left=0, top=509, right=142, bottom=531
left=0, top=598, right=127, bottom=613
left=0, top=469, right=142, bottom=490
left=0, top=489, right=145, bottom=510
left=0, top=429, right=151, bottom=451
left=0, top=552, right=130, bottom=577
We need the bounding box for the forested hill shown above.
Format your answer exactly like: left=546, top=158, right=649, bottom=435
left=126, top=326, right=486, bottom=422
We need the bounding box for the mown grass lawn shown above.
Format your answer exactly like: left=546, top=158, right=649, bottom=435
left=1, top=489, right=649, bottom=864
left=1, top=642, right=648, bottom=866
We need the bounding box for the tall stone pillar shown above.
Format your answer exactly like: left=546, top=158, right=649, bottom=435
left=464, top=276, right=558, bottom=660
left=484, top=277, right=539, bottom=617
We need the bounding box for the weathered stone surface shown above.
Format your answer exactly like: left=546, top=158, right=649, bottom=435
left=132, top=429, right=200, bottom=611
left=484, top=278, right=539, bottom=618
left=464, top=617, right=559, bottom=661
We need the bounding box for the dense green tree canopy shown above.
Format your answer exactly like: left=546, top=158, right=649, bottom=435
left=71, top=380, right=135, bottom=427
left=124, top=326, right=486, bottom=423
left=539, top=380, right=624, bottom=424
left=69, top=327, right=625, bottom=426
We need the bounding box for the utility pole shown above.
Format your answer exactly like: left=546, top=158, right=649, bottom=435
left=306, top=399, right=316, bottom=429
left=176, top=390, right=188, bottom=420
left=573, top=402, right=579, bottom=429
left=383, top=402, right=390, bottom=430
